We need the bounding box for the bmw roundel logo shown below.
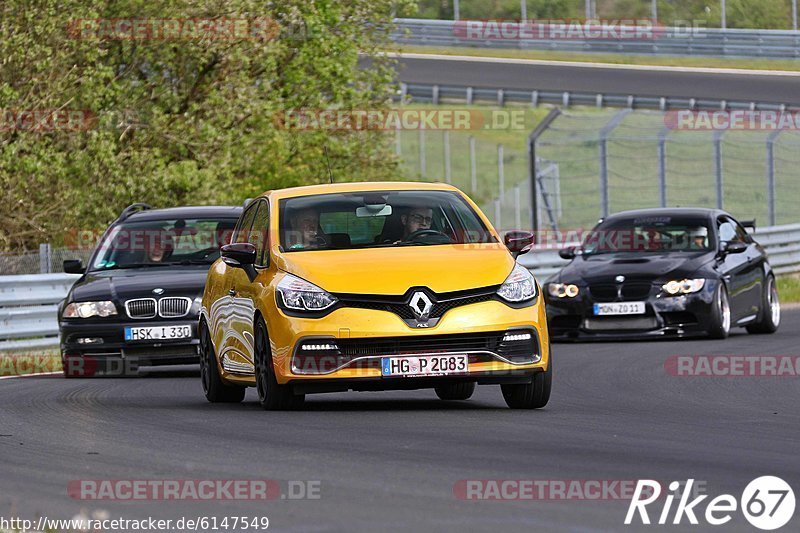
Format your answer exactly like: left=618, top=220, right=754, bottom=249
left=615, top=275, right=625, bottom=284
left=152, top=288, right=165, bottom=295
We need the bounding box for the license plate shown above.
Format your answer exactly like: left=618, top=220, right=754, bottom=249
left=593, top=302, right=646, bottom=316
left=124, top=325, right=192, bottom=341
left=381, top=355, right=468, bottom=377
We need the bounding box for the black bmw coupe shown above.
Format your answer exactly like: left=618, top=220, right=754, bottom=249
left=543, top=208, right=780, bottom=340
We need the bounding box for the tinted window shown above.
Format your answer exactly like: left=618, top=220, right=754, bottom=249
left=582, top=215, right=712, bottom=255
left=90, top=217, right=239, bottom=271
left=278, top=190, right=495, bottom=252
left=249, top=200, right=270, bottom=266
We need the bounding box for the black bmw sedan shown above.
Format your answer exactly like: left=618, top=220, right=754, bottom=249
left=59, top=203, right=242, bottom=376
left=543, top=208, right=780, bottom=341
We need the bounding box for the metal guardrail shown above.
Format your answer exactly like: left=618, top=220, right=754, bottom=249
left=0, top=274, right=79, bottom=351
left=393, top=18, right=800, bottom=60
left=0, top=225, right=798, bottom=351
left=399, top=82, right=796, bottom=113
left=517, top=223, right=800, bottom=279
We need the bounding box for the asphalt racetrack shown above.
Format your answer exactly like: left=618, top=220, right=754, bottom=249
left=2, top=310, right=799, bottom=532
left=371, top=54, right=800, bottom=106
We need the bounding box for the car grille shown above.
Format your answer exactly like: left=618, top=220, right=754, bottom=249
left=158, top=297, right=191, bottom=318
left=335, top=286, right=498, bottom=320
left=125, top=297, right=191, bottom=319
left=584, top=317, right=658, bottom=331
left=335, top=331, right=536, bottom=362
left=588, top=282, right=653, bottom=302
left=125, top=298, right=157, bottom=319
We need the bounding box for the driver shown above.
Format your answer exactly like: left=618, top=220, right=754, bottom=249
left=288, top=208, right=326, bottom=250
left=688, top=227, right=708, bottom=249
left=400, top=206, right=433, bottom=241
left=144, top=232, right=172, bottom=263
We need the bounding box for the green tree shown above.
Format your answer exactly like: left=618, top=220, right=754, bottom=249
left=0, top=0, right=413, bottom=251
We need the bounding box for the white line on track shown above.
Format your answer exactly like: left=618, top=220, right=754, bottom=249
left=0, top=371, right=61, bottom=380
left=383, top=52, right=800, bottom=78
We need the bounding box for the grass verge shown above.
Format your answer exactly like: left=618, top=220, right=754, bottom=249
left=390, top=45, right=800, bottom=72
left=778, top=274, right=800, bottom=304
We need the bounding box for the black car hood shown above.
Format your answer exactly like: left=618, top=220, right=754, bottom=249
left=556, top=252, right=715, bottom=284
left=68, top=267, right=209, bottom=302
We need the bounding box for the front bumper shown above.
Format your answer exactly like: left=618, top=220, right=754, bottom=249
left=221, top=298, right=550, bottom=387
left=546, top=281, right=719, bottom=341
left=59, top=318, right=200, bottom=366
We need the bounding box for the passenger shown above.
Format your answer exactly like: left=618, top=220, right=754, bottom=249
left=288, top=208, right=325, bottom=250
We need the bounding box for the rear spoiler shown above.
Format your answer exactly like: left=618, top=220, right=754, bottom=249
left=741, top=219, right=756, bottom=231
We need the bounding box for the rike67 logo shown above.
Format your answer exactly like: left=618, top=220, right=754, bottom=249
left=625, top=477, right=795, bottom=530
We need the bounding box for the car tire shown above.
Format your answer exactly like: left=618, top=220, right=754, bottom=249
left=707, top=283, right=731, bottom=340
left=199, top=320, right=245, bottom=403
left=254, top=319, right=304, bottom=411
left=434, top=382, right=476, bottom=401
left=746, top=275, right=780, bottom=334
left=501, top=354, right=552, bottom=409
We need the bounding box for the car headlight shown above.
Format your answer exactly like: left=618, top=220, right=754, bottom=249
left=276, top=274, right=337, bottom=312
left=496, top=264, right=538, bottom=303
left=62, top=301, right=118, bottom=318
left=548, top=283, right=580, bottom=298
left=662, top=279, right=706, bottom=296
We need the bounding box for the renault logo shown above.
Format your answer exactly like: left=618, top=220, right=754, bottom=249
left=409, top=291, right=433, bottom=321
left=615, top=275, right=625, bottom=284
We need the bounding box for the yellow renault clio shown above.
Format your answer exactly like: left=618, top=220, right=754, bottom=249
left=199, top=182, right=551, bottom=409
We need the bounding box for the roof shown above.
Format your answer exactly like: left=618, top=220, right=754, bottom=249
left=124, top=205, right=242, bottom=222
left=605, top=207, right=726, bottom=221
left=262, top=181, right=461, bottom=200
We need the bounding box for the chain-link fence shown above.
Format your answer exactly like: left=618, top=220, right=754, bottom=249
left=0, top=246, right=92, bottom=275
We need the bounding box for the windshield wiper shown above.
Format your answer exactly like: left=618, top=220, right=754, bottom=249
left=95, top=262, right=171, bottom=271
left=168, top=259, right=215, bottom=265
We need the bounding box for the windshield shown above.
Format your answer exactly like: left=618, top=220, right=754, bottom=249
left=581, top=215, right=713, bottom=256
left=279, top=190, right=496, bottom=251
left=90, top=217, right=238, bottom=271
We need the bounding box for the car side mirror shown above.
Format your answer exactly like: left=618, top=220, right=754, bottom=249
left=504, top=231, right=535, bottom=256
left=221, top=243, right=257, bottom=267
left=721, top=241, right=747, bottom=255
left=63, top=259, right=84, bottom=274
left=559, top=246, right=577, bottom=260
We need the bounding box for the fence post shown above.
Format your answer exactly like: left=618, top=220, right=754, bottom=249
left=454, top=0, right=460, bottom=20
left=494, top=199, right=502, bottom=230
left=39, top=243, right=52, bottom=274
left=514, top=184, right=522, bottom=229
left=443, top=130, right=451, bottom=184
left=469, top=136, right=477, bottom=193
left=395, top=127, right=401, bottom=157
left=419, top=129, right=426, bottom=178
left=498, top=144, right=505, bottom=202
left=713, top=129, right=724, bottom=209
left=520, top=0, right=527, bottom=21
left=528, top=109, right=562, bottom=232
left=657, top=127, right=669, bottom=208
left=599, top=110, right=631, bottom=218
left=766, top=130, right=781, bottom=226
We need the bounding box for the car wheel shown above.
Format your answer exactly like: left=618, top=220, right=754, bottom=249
left=501, top=354, right=552, bottom=409
left=434, top=382, right=476, bottom=401
left=254, top=319, right=304, bottom=411
left=746, top=275, right=780, bottom=334
left=199, top=320, right=245, bottom=403
left=707, top=283, right=731, bottom=339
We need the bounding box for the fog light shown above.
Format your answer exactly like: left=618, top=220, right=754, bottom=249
left=502, top=332, right=532, bottom=342
left=300, top=343, right=338, bottom=351
left=76, top=337, right=103, bottom=345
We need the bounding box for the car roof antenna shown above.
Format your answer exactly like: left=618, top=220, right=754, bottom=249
left=323, top=146, right=334, bottom=184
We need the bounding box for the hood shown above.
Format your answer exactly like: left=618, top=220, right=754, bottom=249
left=69, top=267, right=209, bottom=302
left=275, top=243, right=516, bottom=295
left=558, top=252, right=714, bottom=284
